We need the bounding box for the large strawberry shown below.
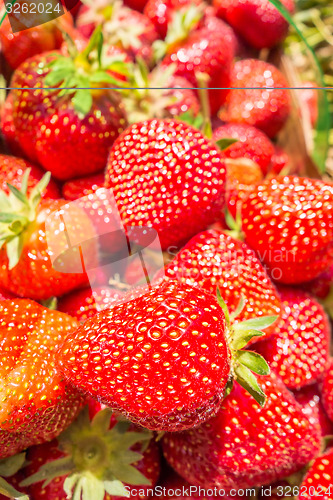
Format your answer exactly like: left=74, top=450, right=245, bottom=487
left=162, top=373, right=321, bottom=490
left=255, top=287, right=331, bottom=389
left=105, top=119, right=227, bottom=251
left=21, top=407, right=160, bottom=500
left=241, top=176, right=333, bottom=284
left=213, top=0, right=295, bottom=49
left=222, top=59, right=291, bottom=138
left=10, top=29, right=128, bottom=180
left=293, top=385, right=333, bottom=438
left=0, top=299, right=85, bottom=460
left=298, top=447, right=333, bottom=500
left=58, top=279, right=276, bottom=432
left=0, top=171, right=96, bottom=300
left=321, top=359, right=333, bottom=423
left=157, top=229, right=281, bottom=339
left=62, top=172, right=105, bottom=200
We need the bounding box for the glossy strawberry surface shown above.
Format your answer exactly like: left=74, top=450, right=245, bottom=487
left=62, top=172, right=105, bottom=201
left=298, top=448, right=333, bottom=500
left=293, top=385, right=333, bottom=438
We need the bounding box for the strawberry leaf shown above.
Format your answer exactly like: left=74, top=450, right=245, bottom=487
left=216, top=287, right=230, bottom=328
left=234, top=316, right=278, bottom=332
left=216, top=138, right=239, bottom=151
left=104, top=479, right=130, bottom=497
left=0, top=478, right=29, bottom=500
left=0, top=454, right=26, bottom=477
left=236, top=350, right=270, bottom=376
left=234, top=364, right=266, bottom=407
left=72, top=88, right=93, bottom=116
left=232, top=329, right=265, bottom=351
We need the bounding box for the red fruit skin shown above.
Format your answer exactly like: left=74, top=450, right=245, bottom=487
left=213, top=0, right=295, bottom=49
left=0, top=470, right=29, bottom=500
left=124, top=0, right=148, bottom=11
left=144, top=0, right=202, bottom=39
left=293, top=385, right=333, bottom=438
left=0, top=154, right=60, bottom=199
left=270, top=146, right=290, bottom=175
left=162, top=17, right=236, bottom=114
left=105, top=119, right=227, bottom=251
left=10, top=52, right=127, bottom=180
left=58, top=280, right=231, bottom=432
left=213, top=123, right=275, bottom=175
left=302, top=263, right=333, bottom=300
left=298, top=448, right=333, bottom=500
left=0, top=287, right=15, bottom=300
left=58, top=286, right=124, bottom=322
left=156, top=229, right=281, bottom=340
left=242, top=176, right=333, bottom=284
left=255, top=287, right=331, bottom=389
left=0, top=93, right=26, bottom=158
left=0, top=198, right=96, bottom=300
left=223, top=59, right=291, bottom=138
left=165, top=76, right=200, bottom=118
left=0, top=300, right=85, bottom=459
left=321, top=359, right=333, bottom=423
left=162, top=373, right=321, bottom=491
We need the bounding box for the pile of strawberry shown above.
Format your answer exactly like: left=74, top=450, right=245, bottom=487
left=0, top=0, right=333, bottom=499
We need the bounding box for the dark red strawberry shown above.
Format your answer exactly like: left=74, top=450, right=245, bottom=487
left=293, top=385, right=333, bottom=438
left=58, top=286, right=124, bottom=322
left=10, top=32, right=128, bottom=180
left=105, top=119, right=227, bottom=250
left=144, top=0, right=202, bottom=38
left=58, top=279, right=276, bottom=432
left=0, top=92, right=26, bottom=158
left=222, top=59, right=291, bottom=138
left=0, top=299, right=85, bottom=460
left=298, top=447, right=333, bottom=500
left=213, top=0, right=295, bottom=49
left=213, top=123, right=275, bottom=175
left=241, top=176, right=333, bottom=284
left=0, top=154, right=60, bottom=199
left=124, top=0, right=148, bottom=11
left=321, top=359, right=333, bottom=423
left=162, top=372, right=321, bottom=491
left=255, top=287, right=330, bottom=389
left=0, top=287, right=15, bottom=300
left=22, top=407, right=160, bottom=500
left=157, top=229, right=281, bottom=339
left=62, top=172, right=105, bottom=200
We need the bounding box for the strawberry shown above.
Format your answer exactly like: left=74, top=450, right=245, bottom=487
left=321, top=359, right=333, bottom=423
left=298, top=447, right=333, bottom=500
left=0, top=287, right=15, bottom=300
left=157, top=229, right=281, bottom=339
left=58, top=286, right=124, bottom=322
left=0, top=299, right=85, bottom=460
left=0, top=154, right=60, bottom=199
left=58, top=279, right=276, bottom=432
left=222, top=59, right=291, bottom=138
left=293, top=385, right=333, bottom=438
left=105, top=119, right=227, bottom=250
left=144, top=0, right=203, bottom=39
left=213, top=123, right=275, bottom=175
left=10, top=30, right=128, bottom=180
left=213, top=0, right=295, bottom=49
left=241, top=176, right=333, bottom=284
left=62, top=172, right=105, bottom=200
left=162, top=372, right=321, bottom=491
left=0, top=453, right=29, bottom=500
left=255, top=287, right=331, bottom=389
left=0, top=171, right=96, bottom=300
left=21, top=407, right=160, bottom=500
left=270, top=146, right=290, bottom=175
left=0, top=93, right=26, bottom=158
left=124, top=0, right=148, bottom=11
left=303, top=263, right=333, bottom=300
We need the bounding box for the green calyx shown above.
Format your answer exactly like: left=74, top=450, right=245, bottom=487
left=0, top=453, right=29, bottom=500
left=0, top=169, right=51, bottom=270
left=153, top=4, right=204, bottom=61
left=224, top=207, right=245, bottom=241
left=21, top=407, right=153, bottom=500
left=216, top=288, right=277, bottom=407
left=44, top=26, right=130, bottom=116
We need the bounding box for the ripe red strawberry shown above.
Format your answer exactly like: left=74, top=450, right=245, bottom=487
left=241, top=176, right=333, bottom=284
left=270, top=146, right=290, bottom=175
left=255, top=287, right=330, bottom=389
left=222, top=59, right=291, bottom=138
left=0, top=172, right=96, bottom=300
left=0, top=154, right=60, bottom=199
left=0, top=299, right=85, bottom=460
left=22, top=407, right=160, bottom=500
left=58, top=286, right=124, bottom=322
left=321, top=359, right=333, bottom=423
left=293, top=385, right=333, bottom=438
left=105, top=119, right=227, bottom=250
left=213, top=0, right=295, bottom=49
left=124, top=0, right=148, bottom=11
left=157, top=229, right=281, bottom=339
left=162, top=372, right=321, bottom=491
left=62, top=172, right=105, bottom=200
left=298, top=447, right=333, bottom=500
left=144, top=0, right=202, bottom=38
left=10, top=32, right=128, bottom=180
left=58, top=279, right=275, bottom=432
left=303, top=263, right=333, bottom=300
left=213, top=123, right=275, bottom=175
left=0, top=93, right=26, bottom=158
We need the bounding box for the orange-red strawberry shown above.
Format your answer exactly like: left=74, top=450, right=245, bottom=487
left=298, top=447, right=333, bottom=500
left=0, top=299, right=85, bottom=460
left=62, top=172, right=105, bottom=200
left=105, top=119, right=227, bottom=250
left=255, top=287, right=331, bottom=389
left=213, top=0, right=295, bottom=49
left=58, top=279, right=275, bottom=432
left=157, top=229, right=281, bottom=339
left=293, top=385, right=333, bottom=438
left=222, top=59, right=291, bottom=138
left=321, top=359, right=333, bottom=423
left=241, top=176, right=333, bottom=284
left=162, top=373, right=321, bottom=491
